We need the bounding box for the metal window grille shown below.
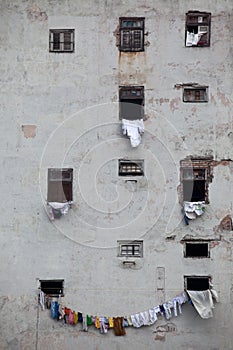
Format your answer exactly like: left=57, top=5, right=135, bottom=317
left=49, top=29, right=74, bottom=52
left=119, top=160, right=144, bottom=176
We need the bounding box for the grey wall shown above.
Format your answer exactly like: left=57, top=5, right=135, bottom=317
left=0, top=0, right=233, bottom=349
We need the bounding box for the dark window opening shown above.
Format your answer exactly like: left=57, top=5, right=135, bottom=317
left=119, top=160, right=144, bottom=176
left=119, top=17, right=144, bottom=52
left=47, top=168, right=73, bottom=202
left=49, top=29, right=74, bottom=52
left=40, top=279, right=64, bottom=295
left=183, top=180, right=206, bottom=201
left=185, top=242, right=209, bottom=258
left=185, top=12, right=211, bottom=47
left=183, top=87, right=208, bottom=102
left=119, top=86, right=144, bottom=120
left=185, top=276, right=210, bottom=291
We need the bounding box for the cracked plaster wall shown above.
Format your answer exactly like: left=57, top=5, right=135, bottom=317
left=0, top=0, right=233, bottom=349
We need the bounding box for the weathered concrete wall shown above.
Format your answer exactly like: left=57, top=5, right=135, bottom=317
left=0, top=0, right=233, bottom=349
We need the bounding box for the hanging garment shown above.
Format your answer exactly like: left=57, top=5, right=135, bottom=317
left=51, top=301, right=59, bottom=319
left=95, top=317, right=101, bottom=329
left=130, top=313, right=144, bottom=328
left=122, top=119, right=144, bottom=147
left=58, top=305, right=65, bottom=320
left=73, top=311, right=78, bottom=324
left=39, top=291, right=45, bottom=310
left=163, top=302, right=172, bottom=320
left=99, top=317, right=108, bottom=334
left=148, top=308, right=158, bottom=324
left=68, top=310, right=74, bottom=325
left=78, top=312, right=83, bottom=323
left=113, top=317, right=126, bottom=336
left=126, top=316, right=133, bottom=326
left=82, top=314, right=88, bottom=331
left=108, top=317, right=114, bottom=328
left=87, top=315, right=92, bottom=326
left=187, top=290, right=214, bottom=319
left=183, top=201, right=206, bottom=220
left=139, top=311, right=154, bottom=326
left=64, top=307, right=70, bottom=315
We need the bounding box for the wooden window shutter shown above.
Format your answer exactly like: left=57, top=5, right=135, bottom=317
left=132, top=30, right=143, bottom=51
left=121, top=30, right=131, bottom=50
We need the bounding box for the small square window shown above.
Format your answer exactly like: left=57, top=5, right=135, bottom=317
left=185, top=11, right=211, bottom=47
left=184, top=242, right=209, bottom=258
left=183, top=87, right=208, bottom=102
left=118, top=240, right=143, bottom=257
left=47, top=168, right=73, bottom=202
left=184, top=276, right=210, bottom=291
left=49, top=29, right=74, bottom=52
left=119, top=86, right=144, bottom=120
left=40, top=279, right=64, bottom=296
left=119, top=160, right=144, bottom=176
left=119, top=17, right=145, bottom=52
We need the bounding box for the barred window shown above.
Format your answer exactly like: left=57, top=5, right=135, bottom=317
left=49, top=29, right=74, bottom=52
left=118, top=241, right=143, bottom=257
left=119, top=160, right=144, bottom=176
left=119, top=17, right=144, bottom=52
left=183, top=87, right=208, bottom=102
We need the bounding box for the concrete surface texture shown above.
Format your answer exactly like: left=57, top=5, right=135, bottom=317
left=0, top=0, right=233, bottom=349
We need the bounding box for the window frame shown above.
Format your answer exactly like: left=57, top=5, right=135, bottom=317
left=183, top=86, right=208, bottom=102
left=118, top=159, right=144, bottom=176
left=39, top=279, right=64, bottom=296
left=180, top=158, right=213, bottom=204
left=49, top=29, right=75, bottom=53
left=185, top=11, right=211, bottom=47
left=47, top=168, right=73, bottom=203
left=184, top=241, right=210, bottom=258
left=118, top=240, right=143, bottom=258
left=184, top=276, right=211, bottom=291
left=119, top=86, right=144, bottom=120
left=119, top=17, right=145, bottom=52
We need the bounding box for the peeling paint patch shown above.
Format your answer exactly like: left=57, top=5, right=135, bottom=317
left=154, top=323, right=177, bottom=341
left=216, top=215, right=232, bottom=231
left=169, top=97, right=179, bottom=112
left=217, top=88, right=231, bottom=107
left=21, top=125, right=37, bottom=138
left=27, top=3, right=48, bottom=21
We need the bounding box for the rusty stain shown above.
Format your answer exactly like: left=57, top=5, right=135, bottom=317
left=217, top=88, right=231, bottom=107
left=210, top=241, right=220, bottom=248
left=154, top=98, right=170, bottom=105
left=154, top=333, right=166, bottom=341
left=21, top=125, right=37, bottom=138
left=216, top=215, right=232, bottom=231
left=212, top=159, right=232, bottom=167
left=27, top=3, right=48, bottom=21
left=169, top=97, right=179, bottom=112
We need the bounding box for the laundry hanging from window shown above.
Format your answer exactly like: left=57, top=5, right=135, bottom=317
left=121, top=119, right=144, bottom=147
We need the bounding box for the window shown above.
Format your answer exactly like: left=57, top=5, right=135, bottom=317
left=184, top=276, right=210, bottom=291
left=185, top=11, right=211, bottom=47
left=184, top=242, right=209, bottom=258
left=47, top=168, right=73, bottom=202
left=118, top=241, right=143, bottom=257
left=119, top=160, right=144, bottom=176
left=49, top=29, right=74, bottom=52
left=119, top=17, right=145, bottom=52
left=180, top=158, right=213, bottom=203
left=119, top=86, right=144, bottom=120
left=183, top=87, right=208, bottom=102
left=40, top=279, right=64, bottom=296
